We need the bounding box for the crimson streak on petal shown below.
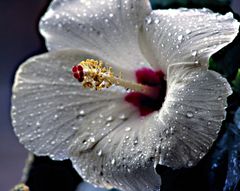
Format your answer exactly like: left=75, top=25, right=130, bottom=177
left=125, top=68, right=166, bottom=116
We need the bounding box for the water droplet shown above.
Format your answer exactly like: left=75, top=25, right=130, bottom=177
left=217, top=96, right=222, bottom=100
left=119, top=114, right=127, bottom=120
left=106, top=116, right=113, bottom=122
left=109, top=13, right=114, bottom=17
left=111, top=159, right=115, bottom=165
left=125, top=127, right=131, bottom=132
left=98, top=150, right=102, bottom=156
left=145, top=17, right=152, bottom=25
left=186, top=112, right=194, bottom=118
left=79, top=110, right=85, bottom=116
left=186, top=29, right=191, bottom=34
left=51, top=141, right=55, bottom=145
left=199, top=152, right=205, bottom=159
left=191, top=50, right=197, bottom=57
left=36, top=121, right=40, bottom=126
left=154, top=18, right=160, bottom=24
left=178, top=35, right=183, bottom=41
left=108, top=139, right=112, bottom=143
left=89, top=137, right=95, bottom=143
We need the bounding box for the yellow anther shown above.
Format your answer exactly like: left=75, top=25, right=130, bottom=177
left=72, top=59, right=151, bottom=93
left=77, top=59, right=114, bottom=90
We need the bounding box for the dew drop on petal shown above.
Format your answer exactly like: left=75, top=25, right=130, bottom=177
left=51, top=141, right=55, bottom=145
left=111, top=159, right=115, bottom=165
left=79, top=110, right=85, bottom=116
left=106, top=116, right=113, bottom=122
left=186, top=29, right=191, bottom=34
left=145, top=17, right=152, bottom=25
left=199, top=152, right=205, bottom=159
left=125, top=127, right=131, bottom=132
left=191, top=50, right=197, bottom=57
left=154, top=18, right=160, bottom=24
left=178, top=35, right=183, bottom=41
left=97, top=150, right=102, bottom=156
left=186, top=112, right=194, bottom=118
left=89, top=137, right=95, bottom=143
left=119, top=114, right=127, bottom=120
left=133, top=139, right=138, bottom=145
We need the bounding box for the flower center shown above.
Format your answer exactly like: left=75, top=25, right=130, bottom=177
left=72, top=59, right=166, bottom=116
left=125, top=68, right=166, bottom=116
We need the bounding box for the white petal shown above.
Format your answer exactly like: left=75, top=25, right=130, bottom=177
left=156, top=63, right=232, bottom=168
left=70, top=115, right=161, bottom=191
left=139, top=8, right=239, bottom=73
left=40, top=0, right=151, bottom=77
left=12, top=49, right=127, bottom=160
left=12, top=49, right=161, bottom=190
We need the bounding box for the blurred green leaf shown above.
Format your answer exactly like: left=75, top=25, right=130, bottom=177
left=209, top=58, right=219, bottom=72
left=232, top=69, right=240, bottom=93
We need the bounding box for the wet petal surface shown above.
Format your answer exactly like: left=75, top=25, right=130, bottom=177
left=12, top=50, right=162, bottom=190
left=12, top=50, right=128, bottom=160
left=156, top=63, right=232, bottom=168
left=40, top=0, right=151, bottom=79
left=139, top=8, right=239, bottom=73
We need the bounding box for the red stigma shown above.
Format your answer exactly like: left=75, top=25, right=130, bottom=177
left=72, top=65, right=84, bottom=82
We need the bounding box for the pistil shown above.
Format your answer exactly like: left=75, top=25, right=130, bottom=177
left=72, top=59, right=152, bottom=94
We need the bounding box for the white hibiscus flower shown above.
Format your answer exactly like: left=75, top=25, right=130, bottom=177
left=11, top=0, right=239, bottom=191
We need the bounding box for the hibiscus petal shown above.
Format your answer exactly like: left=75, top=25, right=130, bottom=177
left=70, top=116, right=162, bottom=191
left=12, top=49, right=161, bottom=190
left=139, top=8, right=239, bottom=73
left=12, top=49, right=127, bottom=160
left=156, top=63, right=232, bottom=168
left=40, top=0, right=151, bottom=78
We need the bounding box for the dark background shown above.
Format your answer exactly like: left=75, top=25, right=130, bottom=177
left=0, top=1, right=51, bottom=190
left=0, top=0, right=240, bottom=191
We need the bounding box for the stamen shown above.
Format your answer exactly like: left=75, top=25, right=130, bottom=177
left=72, top=59, right=151, bottom=93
